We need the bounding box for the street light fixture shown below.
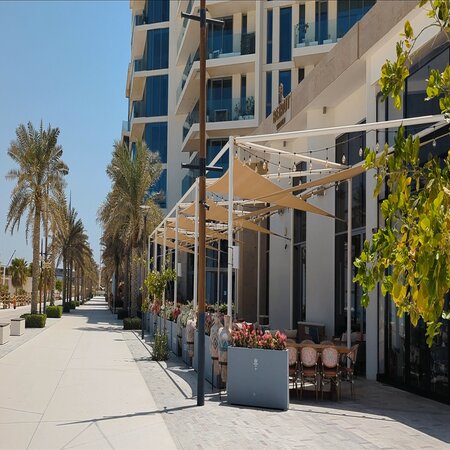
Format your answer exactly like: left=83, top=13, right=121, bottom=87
left=181, top=1, right=224, bottom=407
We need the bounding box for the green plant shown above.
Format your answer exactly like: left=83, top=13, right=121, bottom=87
left=144, top=264, right=176, bottom=302
left=45, top=305, right=62, bottom=318
left=63, top=303, right=71, bottom=313
left=153, top=333, right=169, bottom=361
left=117, top=308, right=128, bottom=320
left=70, top=300, right=76, bottom=309
left=141, top=298, right=150, bottom=312
left=123, top=317, right=141, bottom=330
left=75, top=301, right=80, bottom=307
left=55, top=279, right=63, bottom=292
left=21, top=313, right=47, bottom=328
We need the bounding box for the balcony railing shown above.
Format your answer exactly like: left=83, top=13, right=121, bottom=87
left=176, top=33, right=256, bottom=103
left=177, top=0, right=195, bottom=53
left=295, top=19, right=347, bottom=48
left=183, top=96, right=255, bottom=140
left=134, top=58, right=145, bottom=72
left=134, top=14, right=145, bottom=26
left=132, top=101, right=145, bottom=119
left=122, top=121, right=130, bottom=133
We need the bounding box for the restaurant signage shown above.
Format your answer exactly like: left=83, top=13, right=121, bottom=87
left=273, top=93, right=291, bottom=130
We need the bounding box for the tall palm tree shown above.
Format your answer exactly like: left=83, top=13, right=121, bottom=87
left=99, top=140, right=162, bottom=317
left=9, top=258, right=28, bottom=294
left=5, top=122, right=68, bottom=314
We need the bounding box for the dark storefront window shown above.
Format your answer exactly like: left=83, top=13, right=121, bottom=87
left=378, top=44, right=450, bottom=403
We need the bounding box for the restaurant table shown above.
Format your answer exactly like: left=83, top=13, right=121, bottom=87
left=286, top=339, right=351, bottom=354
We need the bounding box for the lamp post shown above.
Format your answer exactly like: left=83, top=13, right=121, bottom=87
left=140, top=205, right=150, bottom=340
left=181, top=0, right=224, bottom=407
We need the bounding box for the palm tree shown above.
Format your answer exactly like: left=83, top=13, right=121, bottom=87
left=99, top=140, right=162, bottom=317
left=9, top=258, right=28, bottom=294
left=5, top=122, right=68, bottom=314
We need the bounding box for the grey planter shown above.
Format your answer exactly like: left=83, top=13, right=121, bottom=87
left=228, top=347, right=289, bottom=411
left=182, top=327, right=189, bottom=364
left=170, top=321, right=177, bottom=353
left=193, top=333, right=219, bottom=386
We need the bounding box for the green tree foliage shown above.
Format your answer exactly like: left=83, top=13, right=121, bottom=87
left=9, top=258, right=28, bottom=294
left=354, top=1, right=450, bottom=345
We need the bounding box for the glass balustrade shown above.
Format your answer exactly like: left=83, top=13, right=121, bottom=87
left=295, top=19, right=347, bottom=48
left=182, top=96, right=255, bottom=141
left=177, top=0, right=195, bottom=53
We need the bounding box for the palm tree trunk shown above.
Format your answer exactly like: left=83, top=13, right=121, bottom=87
left=124, top=250, right=130, bottom=315
left=62, top=256, right=66, bottom=304
left=114, top=256, right=119, bottom=313
left=131, top=246, right=138, bottom=318
left=31, top=208, right=41, bottom=314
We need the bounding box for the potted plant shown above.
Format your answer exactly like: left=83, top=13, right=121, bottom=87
left=246, top=96, right=254, bottom=119
left=227, top=323, right=289, bottom=410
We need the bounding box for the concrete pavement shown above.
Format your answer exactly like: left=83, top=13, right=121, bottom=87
left=0, top=297, right=176, bottom=450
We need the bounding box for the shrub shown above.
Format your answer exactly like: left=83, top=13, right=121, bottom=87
left=46, top=305, right=62, bottom=318
left=63, top=303, right=71, bottom=313
left=20, top=313, right=47, bottom=328
left=70, top=301, right=76, bottom=309
left=231, top=323, right=287, bottom=350
left=153, top=333, right=169, bottom=361
left=117, top=309, right=128, bottom=320
left=75, top=301, right=80, bottom=307
left=123, top=317, right=141, bottom=330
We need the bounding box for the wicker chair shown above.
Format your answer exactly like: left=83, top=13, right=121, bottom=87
left=320, top=347, right=340, bottom=400
left=320, top=340, right=335, bottom=345
left=341, top=344, right=359, bottom=398
left=288, top=346, right=299, bottom=396
left=299, top=347, right=319, bottom=399
left=300, top=339, right=314, bottom=345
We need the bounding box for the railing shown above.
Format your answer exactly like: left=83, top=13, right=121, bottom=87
left=176, top=33, right=256, bottom=103
left=177, top=0, right=195, bottom=53
left=134, top=58, right=145, bottom=72
left=132, top=101, right=145, bottom=119
left=295, top=19, right=346, bottom=48
left=122, top=121, right=130, bottom=133
left=182, top=96, right=255, bottom=141
left=135, top=14, right=145, bottom=26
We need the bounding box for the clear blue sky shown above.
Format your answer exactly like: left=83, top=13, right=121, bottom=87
left=0, top=0, right=130, bottom=268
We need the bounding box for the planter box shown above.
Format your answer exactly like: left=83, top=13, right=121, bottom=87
left=182, top=327, right=189, bottom=365
left=170, top=321, right=178, bottom=354
left=164, top=319, right=170, bottom=343
left=11, top=318, right=25, bottom=336
left=0, top=323, right=10, bottom=344
left=193, top=333, right=220, bottom=386
left=228, top=347, right=289, bottom=411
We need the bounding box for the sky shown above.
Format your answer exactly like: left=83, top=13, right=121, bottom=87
left=0, top=0, right=130, bottom=268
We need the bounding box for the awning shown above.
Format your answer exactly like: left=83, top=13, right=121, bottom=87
left=207, top=158, right=334, bottom=218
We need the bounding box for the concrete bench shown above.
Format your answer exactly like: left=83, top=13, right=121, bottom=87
left=11, top=318, right=25, bottom=336
left=0, top=323, right=10, bottom=344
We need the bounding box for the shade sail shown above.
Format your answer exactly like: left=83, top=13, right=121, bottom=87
left=182, top=200, right=272, bottom=235
left=207, top=158, right=333, bottom=217
left=155, top=235, right=194, bottom=254
left=167, top=215, right=227, bottom=240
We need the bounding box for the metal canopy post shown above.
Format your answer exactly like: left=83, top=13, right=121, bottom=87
left=163, top=222, right=167, bottom=304
left=174, top=206, right=179, bottom=306
left=217, top=239, right=221, bottom=308
left=227, top=137, right=234, bottom=317
left=153, top=235, right=157, bottom=271
left=347, top=178, right=352, bottom=350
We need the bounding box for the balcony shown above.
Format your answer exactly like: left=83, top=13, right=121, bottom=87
left=176, top=33, right=256, bottom=113
left=177, top=0, right=195, bottom=53
left=182, top=97, right=257, bottom=152
left=131, top=14, right=148, bottom=59
left=129, top=58, right=146, bottom=101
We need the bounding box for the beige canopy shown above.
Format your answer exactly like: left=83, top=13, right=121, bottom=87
left=155, top=234, right=194, bottom=254
left=182, top=200, right=272, bottom=235
left=166, top=215, right=227, bottom=240
left=207, top=158, right=334, bottom=218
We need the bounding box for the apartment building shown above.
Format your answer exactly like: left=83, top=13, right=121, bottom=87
left=122, top=0, right=376, bottom=210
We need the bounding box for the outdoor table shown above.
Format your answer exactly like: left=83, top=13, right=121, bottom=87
left=286, top=339, right=350, bottom=354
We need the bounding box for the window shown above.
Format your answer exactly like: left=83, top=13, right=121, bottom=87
left=144, top=122, right=167, bottom=163
left=279, top=7, right=292, bottom=62
left=146, top=29, right=169, bottom=70
left=267, top=10, right=273, bottom=64
left=266, top=71, right=272, bottom=117
left=207, top=78, right=232, bottom=121
left=208, top=17, right=233, bottom=56
left=146, top=0, right=169, bottom=24
left=298, top=68, right=305, bottom=84
left=151, top=169, right=167, bottom=208
left=279, top=70, right=291, bottom=98
left=337, top=0, right=375, bottom=39
left=315, top=0, right=328, bottom=44
left=145, top=75, right=168, bottom=116
left=242, top=14, right=247, bottom=35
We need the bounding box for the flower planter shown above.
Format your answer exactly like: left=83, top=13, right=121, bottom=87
left=170, top=321, right=178, bottom=354
left=164, top=318, right=171, bottom=344
left=193, top=332, right=220, bottom=386
left=11, top=318, right=25, bottom=336
left=0, top=323, right=10, bottom=344
left=149, top=313, right=154, bottom=335
left=227, top=347, right=289, bottom=410
left=182, top=327, right=189, bottom=364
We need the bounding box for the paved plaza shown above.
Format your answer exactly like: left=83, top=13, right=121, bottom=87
left=1, top=298, right=450, bottom=449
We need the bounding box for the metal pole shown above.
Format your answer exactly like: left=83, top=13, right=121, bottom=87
left=196, top=0, right=207, bottom=407
left=142, top=214, right=147, bottom=340
left=193, top=180, right=199, bottom=310
left=216, top=239, right=220, bottom=308
left=163, top=221, right=167, bottom=305
left=347, top=178, right=352, bottom=350
left=257, top=231, right=260, bottom=323
left=153, top=235, right=157, bottom=271
left=175, top=206, right=179, bottom=306
left=147, top=235, right=151, bottom=275
left=227, top=137, right=234, bottom=317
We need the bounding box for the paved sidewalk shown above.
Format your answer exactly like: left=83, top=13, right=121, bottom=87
left=0, top=297, right=176, bottom=450
left=125, top=331, right=450, bottom=449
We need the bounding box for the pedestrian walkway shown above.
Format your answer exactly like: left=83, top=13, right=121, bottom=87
left=0, top=297, right=176, bottom=450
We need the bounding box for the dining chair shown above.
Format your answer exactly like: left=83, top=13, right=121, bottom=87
left=299, top=347, right=319, bottom=400
left=300, top=339, right=314, bottom=344
left=320, top=347, right=340, bottom=401
left=287, top=346, right=299, bottom=396
left=341, top=343, right=359, bottom=398
left=320, top=340, right=335, bottom=345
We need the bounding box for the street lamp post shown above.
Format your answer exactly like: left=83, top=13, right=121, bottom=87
left=181, top=0, right=224, bottom=407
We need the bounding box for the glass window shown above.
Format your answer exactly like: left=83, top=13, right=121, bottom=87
left=208, top=16, right=233, bottom=56
left=146, top=29, right=169, bottom=70
left=266, top=71, right=272, bottom=117
left=145, top=75, right=168, bottom=116
left=337, top=0, right=375, bottom=39
left=146, top=0, right=169, bottom=24
left=315, top=0, right=328, bottom=44
left=279, top=70, right=291, bottom=98
left=298, top=68, right=305, bottom=84
left=279, top=7, right=292, bottom=62
left=267, top=10, right=273, bottom=64
left=144, top=122, right=167, bottom=163
left=151, top=169, right=167, bottom=208
left=207, top=78, right=232, bottom=121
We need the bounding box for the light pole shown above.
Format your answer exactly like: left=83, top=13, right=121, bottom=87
left=181, top=0, right=224, bottom=407
left=140, top=205, right=150, bottom=340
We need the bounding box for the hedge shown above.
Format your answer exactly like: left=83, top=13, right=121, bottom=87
left=63, top=303, right=71, bottom=313
left=70, top=301, right=76, bottom=309
left=46, top=305, right=62, bottom=318
left=20, top=313, right=47, bottom=328
left=123, top=317, right=141, bottom=330
left=117, top=309, right=128, bottom=320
